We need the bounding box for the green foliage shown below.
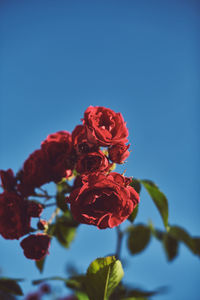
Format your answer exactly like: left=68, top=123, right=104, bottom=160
left=163, top=234, right=179, bottom=261
left=140, top=180, right=168, bottom=228
left=128, top=205, right=139, bottom=223
left=35, top=257, right=46, bottom=273
left=0, top=278, right=23, bottom=296
left=127, top=225, right=151, bottom=255
left=48, top=211, right=78, bottom=249
left=129, top=179, right=141, bottom=194
left=85, top=256, right=124, bottom=300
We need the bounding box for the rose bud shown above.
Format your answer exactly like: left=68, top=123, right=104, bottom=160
left=37, top=219, right=48, bottom=230
left=25, top=292, right=41, bottom=300
left=20, top=234, right=51, bottom=260
left=83, top=106, right=129, bottom=146
left=108, top=143, right=130, bottom=164
left=69, top=172, right=139, bottom=229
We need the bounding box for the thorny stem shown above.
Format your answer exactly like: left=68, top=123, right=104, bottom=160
left=48, top=207, right=60, bottom=225
left=115, top=226, right=124, bottom=260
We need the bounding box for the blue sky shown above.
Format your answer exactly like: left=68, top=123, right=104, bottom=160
left=0, top=0, right=199, bottom=299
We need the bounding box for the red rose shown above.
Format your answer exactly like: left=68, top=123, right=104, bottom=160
left=69, top=172, right=139, bottom=229
left=0, top=169, right=16, bottom=191
left=41, top=131, right=75, bottom=182
left=18, top=149, right=50, bottom=196
left=20, top=234, right=51, bottom=260
left=76, top=151, right=109, bottom=174
left=83, top=106, right=129, bottom=146
left=72, top=125, right=98, bottom=154
left=0, top=191, right=31, bottom=239
left=109, top=143, right=130, bottom=164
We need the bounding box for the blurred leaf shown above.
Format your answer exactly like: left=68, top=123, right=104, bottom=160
left=66, top=275, right=85, bottom=290
left=127, top=288, right=160, bottom=297
left=55, top=225, right=76, bottom=248
left=35, top=257, right=46, bottom=273
left=140, top=180, right=168, bottom=228
left=0, top=278, right=23, bottom=296
left=48, top=212, right=79, bottom=248
left=121, top=298, right=147, bottom=300
left=85, top=256, right=124, bottom=300
left=56, top=192, right=68, bottom=212
left=169, top=226, right=194, bottom=251
left=193, top=238, right=200, bottom=255
left=129, top=179, right=141, bottom=194
left=76, top=291, right=90, bottom=300
left=0, top=291, right=16, bottom=300
left=128, top=225, right=151, bottom=255
left=163, top=234, right=179, bottom=261
left=128, top=205, right=139, bottom=223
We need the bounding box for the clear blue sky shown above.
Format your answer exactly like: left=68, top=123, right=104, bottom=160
left=0, top=0, right=199, bottom=299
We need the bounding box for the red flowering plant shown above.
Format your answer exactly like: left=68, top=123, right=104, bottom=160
left=0, top=106, right=199, bottom=300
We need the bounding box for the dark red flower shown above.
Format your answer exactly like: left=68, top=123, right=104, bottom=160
left=41, top=131, right=75, bottom=182
left=83, top=106, right=129, bottom=146
left=0, top=191, right=31, bottom=239
left=72, top=125, right=98, bottom=154
left=18, top=149, right=50, bottom=196
left=69, top=172, right=139, bottom=229
left=109, top=143, right=130, bottom=164
left=0, top=169, right=16, bottom=191
left=76, top=151, right=109, bottom=174
left=20, top=234, right=51, bottom=260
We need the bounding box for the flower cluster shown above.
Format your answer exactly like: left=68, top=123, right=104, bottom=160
left=0, top=106, right=139, bottom=260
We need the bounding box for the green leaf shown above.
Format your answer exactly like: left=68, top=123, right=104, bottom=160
left=129, top=179, right=141, bottom=194
left=49, top=212, right=79, bottom=248
left=169, top=226, right=194, bottom=252
left=56, top=192, right=68, bottom=212
left=66, top=275, right=85, bottom=290
left=128, top=225, right=151, bottom=255
left=76, top=291, right=90, bottom=300
left=163, top=234, right=179, bottom=261
left=85, top=256, right=124, bottom=300
left=140, top=180, right=168, bottom=228
left=128, top=205, right=139, bottom=223
left=193, top=238, right=200, bottom=256
left=0, top=278, right=23, bottom=296
left=35, top=257, right=46, bottom=273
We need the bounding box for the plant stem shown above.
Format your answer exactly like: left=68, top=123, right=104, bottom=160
left=115, top=226, right=123, bottom=260
left=48, top=207, right=60, bottom=225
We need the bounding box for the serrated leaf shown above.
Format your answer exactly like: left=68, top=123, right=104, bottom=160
left=128, top=225, right=151, bottom=255
left=140, top=180, right=168, bottom=228
left=85, top=256, right=124, bottom=300
left=128, top=205, right=139, bottom=223
left=163, top=234, right=179, bottom=261
left=129, top=179, right=141, bottom=194
left=0, top=278, right=23, bottom=296
left=35, top=257, right=46, bottom=273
